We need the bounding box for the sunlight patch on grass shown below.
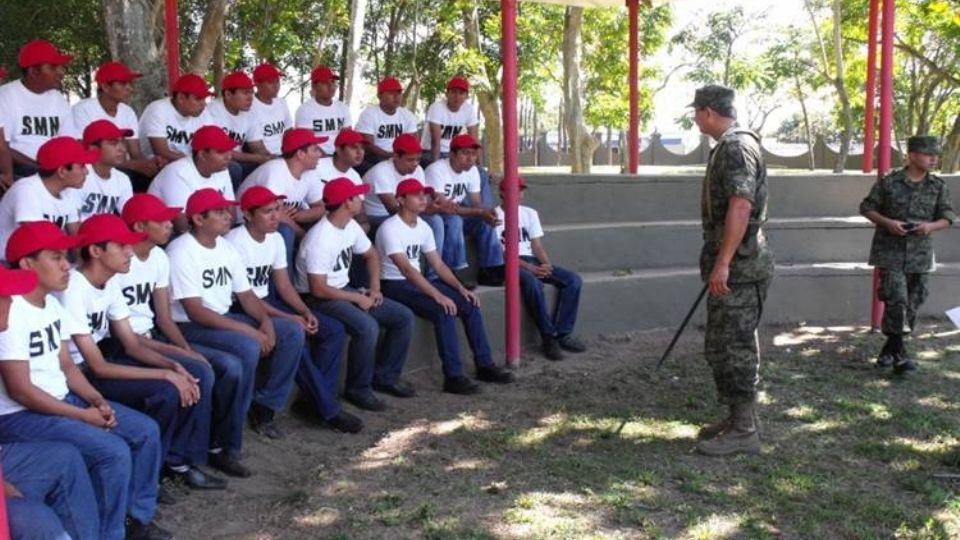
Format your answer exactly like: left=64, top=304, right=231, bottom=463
left=918, top=350, right=944, bottom=361
left=444, top=458, right=490, bottom=472
left=684, top=513, right=743, bottom=540
left=294, top=506, right=340, bottom=527
left=893, top=436, right=955, bottom=456
left=783, top=404, right=821, bottom=422
left=793, top=418, right=848, bottom=433
left=501, top=491, right=599, bottom=539
left=917, top=395, right=960, bottom=412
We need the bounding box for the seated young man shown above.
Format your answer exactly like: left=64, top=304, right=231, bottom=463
left=376, top=179, right=514, bottom=394
left=78, top=120, right=134, bottom=220
left=495, top=178, right=586, bottom=361
left=0, top=221, right=169, bottom=540
left=362, top=134, right=426, bottom=232
left=354, top=77, right=417, bottom=175
left=118, top=193, right=250, bottom=480
left=297, top=178, right=416, bottom=404
left=205, top=71, right=270, bottom=187
left=249, top=63, right=292, bottom=157
left=421, top=76, right=480, bottom=165
left=166, top=189, right=300, bottom=455
left=295, top=65, right=351, bottom=157
left=138, top=73, right=213, bottom=165
left=57, top=214, right=223, bottom=491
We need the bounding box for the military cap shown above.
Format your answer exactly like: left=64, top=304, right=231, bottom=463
left=688, top=85, right=735, bottom=111
left=907, top=135, right=940, bottom=155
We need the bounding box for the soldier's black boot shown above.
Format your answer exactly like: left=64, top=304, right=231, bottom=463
left=876, top=334, right=901, bottom=368
left=893, top=340, right=917, bottom=374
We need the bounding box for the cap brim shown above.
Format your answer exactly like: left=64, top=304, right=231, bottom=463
left=78, top=148, right=102, bottom=165
left=0, top=268, right=38, bottom=296
left=115, top=230, right=149, bottom=245
left=53, top=54, right=74, bottom=66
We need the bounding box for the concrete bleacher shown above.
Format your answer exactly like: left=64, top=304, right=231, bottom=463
left=404, top=172, right=960, bottom=368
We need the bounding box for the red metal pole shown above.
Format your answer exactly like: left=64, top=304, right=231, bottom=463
left=862, top=0, right=879, bottom=173
left=502, top=0, right=521, bottom=365
left=871, top=0, right=895, bottom=331
left=165, top=0, right=180, bottom=89
left=627, top=0, right=640, bottom=174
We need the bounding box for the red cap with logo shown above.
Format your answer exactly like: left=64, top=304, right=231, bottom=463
left=499, top=177, right=528, bottom=193
left=82, top=120, right=134, bottom=147
left=171, top=73, right=214, bottom=98
left=17, top=40, right=73, bottom=69
left=252, top=63, right=283, bottom=83
left=77, top=214, right=148, bottom=247
left=121, top=194, right=181, bottom=226
left=6, top=221, right=83, bottom=263
left=377, top=77, right=403, bottom=94
left=95, top=61, right=142, bottom=84
left=221, top=71, right=254, bottom=91
left=334, top=128, right=365, bottom=147
left=446, top=76, right=470, bottom=92
left=37, top=137, right=100, bottom=171
left=311, top=66, right=339, bottom=83
left=323, top=178, right=370, bottom=205
left=191, top=126, right=239, bottom=152
left=281, top=128, right=328, bottom=154
left=392, top=133, right=422, bottom=155
left=186, top=189, right=237, bottom=218
left=450, top=134, right=481, bottom=151
left=240, top=186, right=286, bottom=211
left=395, top=178, right=434, bottom=198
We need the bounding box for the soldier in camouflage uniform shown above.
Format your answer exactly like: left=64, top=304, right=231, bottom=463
left=690, top=85, right=775, bottom=456
left=860, top=135, right=955, bottom=374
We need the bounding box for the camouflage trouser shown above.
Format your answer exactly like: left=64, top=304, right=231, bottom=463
left=879, top=270, right=928, bottom=336
left=704, top=279, right=770, bottom=405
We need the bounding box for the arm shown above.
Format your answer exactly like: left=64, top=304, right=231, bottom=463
left=10, top=149, right=36, bottom=168
left=272, top=268, right=318, bottom=334
left=456, top=192, right=497, bottom=225
left=528, top=238, right=554, bottom=278
left=390, top=252, right=459, bottom=314
left=0, top=129, right=12, bottom=188
left=235, top=291, right=276, bottom=354
left=0, top=359, right=104, bottom=425
left=149, top=137, right=186, bottom=163
left=152, top=286, right=193, bottom=350
left=362, top=134, right=393, bottom=160
left=245, top=140, right=276, bottom=158
left=377, top=193, right=400, bottom=216
left=708, top=196, right=752, bottom=297
left=429, top=122, right=442, bottom=162
left=121, top=138, right=161, bottom=177
left=294, top=201, right=326, bottom=225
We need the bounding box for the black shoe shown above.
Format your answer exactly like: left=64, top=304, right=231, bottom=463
left=443, top=375, right=481, bottom=395
left=454, top=269, right=478, bottom=291
left=893, top=353, right=917, bottom=374
left=325, top=410, right=364, bottom=433
left=477, top=265, right=505, bottom=286
left=476, top=365, right=515, bottom=384
left=876, top=350, right=895, bottom=368
left=558, top=334, right=587, bottom=353
left=373, top=380, right=417, bottom=398
left=208, top=452, right=252, bottom=478
left=156, top=484, right=177, bottom=505
left=542, top=337, right=564, bottom=361
left=248, top=403, right=284, bottom=439
left=166, top=466, right=227, bottom=490
left=125, top=519, right=173, bottom=540
left=345, top=392, right=387, bottom=411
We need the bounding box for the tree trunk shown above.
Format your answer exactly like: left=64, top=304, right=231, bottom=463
left=102, top=0, right=167, bottom=112
left=462, top=3, right=502, bottom=176
left=831, top=0, right=852, bottom=173
left=943, top=113, right=960, bottom=174
left=561, top=7, right=599, bottom=173
left=212, top=32, right=224, bottom=93
left=532, top=107, right=540, bottom=166
left=796, top=78, right=814, bottom=170
left=187, top=0, right=229, bottom=75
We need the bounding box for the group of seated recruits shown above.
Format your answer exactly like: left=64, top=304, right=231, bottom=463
left=0, top=39, right=588, bottom=540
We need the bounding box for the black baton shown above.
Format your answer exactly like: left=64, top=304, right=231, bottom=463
left=656, top=284, right=708, bottom=370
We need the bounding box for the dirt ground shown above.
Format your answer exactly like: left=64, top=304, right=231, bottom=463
left=161, top=318, right=960, bottom=539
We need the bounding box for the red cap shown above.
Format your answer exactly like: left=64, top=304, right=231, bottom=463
left=281, top=128, right=328, bottom=154
left=392, top=133, right=422, bottom=155
left=323, top=178, right=370, bottom=205
left=446, top=76, right=470, bottom=92
left=334, top=128, right=365, bottom=147
left=377, top=77, right=403, bottom=94
left=499, top=177, right=528, bottom=193
left=37, top=137, right=100, bottom=171
left=450, top=134, right=481, bottom=151
left=240, top=186, right=286, bottom=211
left=0, top=266, right=37, bottom=296
left=17, top=40, right=73, bottom=69
left=252, top=63, right=283, bottom=83
left=221, top=71, right=254, bottom=91
left=82, top=120, right=133, bottom=147
left=186, top=188, right=238, bottom=218
left=310, top=66, right=339, bottom=83
left=171, top=73, right=214, bottom=98
left=77, top=214, right=148, bottom=247
left=121, top=194, right=181, bottom=225
left=0, top=68, right=7, bottom=81
left=6, top=221, right=82, bottom=262
left=395, top=178, right=434, bottom=198
left=95, top=61, right=142, bottom=84
left=191, top=125, right=239, bottom=152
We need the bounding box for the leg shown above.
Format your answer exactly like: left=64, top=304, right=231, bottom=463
left=6, top=497, right=71, bottom=540
left=313, top=295, right=379, bottom=399
left=465, top=215, right=504, bottom=269
left=905, top=272, right=929, bottom=335
left=433, top=281, right=493, bottom=368
left=276, top=222, right=297, bottom=283
left=879, top=269, right=909, bottom=337
left=382, top=280, right=467, bottom=378
left=164, top=356, right=215, bottom=467
left=227, top=161, right=243, bottom=190
left=223, top=313, right=303, bottom=414
left=518, top=258, right=556, bottom=339
left=544, top=264, right=583, bottom=338
left=369, top=297, right=415, bottom=386
left=703, top=281, right=768, bottom=406
left=441, top=214, right=467, bottom=270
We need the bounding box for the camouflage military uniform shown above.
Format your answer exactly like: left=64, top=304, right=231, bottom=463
left=859, top=168, right=956, bottom=336
left=701, top=125, right=775, bottom=405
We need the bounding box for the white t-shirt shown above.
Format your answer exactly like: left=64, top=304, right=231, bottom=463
left=147, top=156, right=236, bottom=210
left=55, top=269, right=131, bottom=364
left=0, top=80, right=76, bottom=160
left=376, top=214, right=436, bottom=280
left=166, top=233, right=251, bottom=322
left=0, top=175, right=81, bottom=251
left=138, top=98, right=211, bottom=158
left=425, top=159, right=481, bottom=205
left=0, top=295, right=76, bottom=415
left=238, top=158, right=321, bottom=211
left=110, top=246, right=169, bottom=335
left=362, top=160, right=425, bottom=218
left=495, top=205, right=544, bottom=258
left=355, top=105, right=418, bottom=153
left=77, top=165, right=134, bottom=220
left=205, top=99, right=260, bottom=146
left=250, top=96, right=292, bottom=155
left=420, top=100, right=479, bottom=154
left=296, top=217, right=371, bottom=292
left=295, top=99, right=352, bottom=155
left=314, top=157, right=363, bottom=186
left=72, top=97, right=139, bottom=138
left=224, top=226, right=286, bottom=299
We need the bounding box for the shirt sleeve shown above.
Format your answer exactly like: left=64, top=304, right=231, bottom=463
left=420, top=222, right=437, bottom=254
left=0, top=304, right=28, bottom=360
left=859, top=178, right=886, bottom=216
left=225, top=244, right=253, bottom=294
left=371, top=168, right=395, bottom=195
left=355, top=108, right=375, bottom=135
left=156, top=251, right=171, bottom=289
left=351, top=222, right=373, bottom=254
left=72, top=103, right=93, bottom=134
left=528, top=209, right=545, bottom=240
left=58, top=286, right=92, bottom=336
left=11, top=184, right=45, bottom=223
left=402, top=109, right=418, bottom=134
left=167, top=247, right=203, bottom=301
left=466, top=168, right=481, bottom=194
left=271, top=234, right=288, bottom=270
left=424, top=164, right=444, bottom=192
left=244, top=115, right=262, bottom=142
left=935, top=181, right=957, bottom=224
left=106, top=283, right=132, bottom=321
left=465, top=103, right=480, bottom=127
left=305, top=238, right=337, bottom=276
left=140, top=103, right=168, bottom=138
left=379, top=223, right=406, bottom=257
left=719, top=140, right=758, bottom=204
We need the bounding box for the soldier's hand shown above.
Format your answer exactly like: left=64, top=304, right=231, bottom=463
left=886, top=220, right=910, bottom=237
left=914, top=222, right=933, bottom=236
left=708, top=263, right=731, bottom=297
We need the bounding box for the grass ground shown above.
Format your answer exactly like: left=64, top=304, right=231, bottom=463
left=165, top=319, right=960, bottom=539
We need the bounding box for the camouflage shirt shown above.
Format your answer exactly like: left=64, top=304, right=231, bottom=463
left=700, top=126, right=775, bottom=283
left=859, top=168, right=956, bottom=272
